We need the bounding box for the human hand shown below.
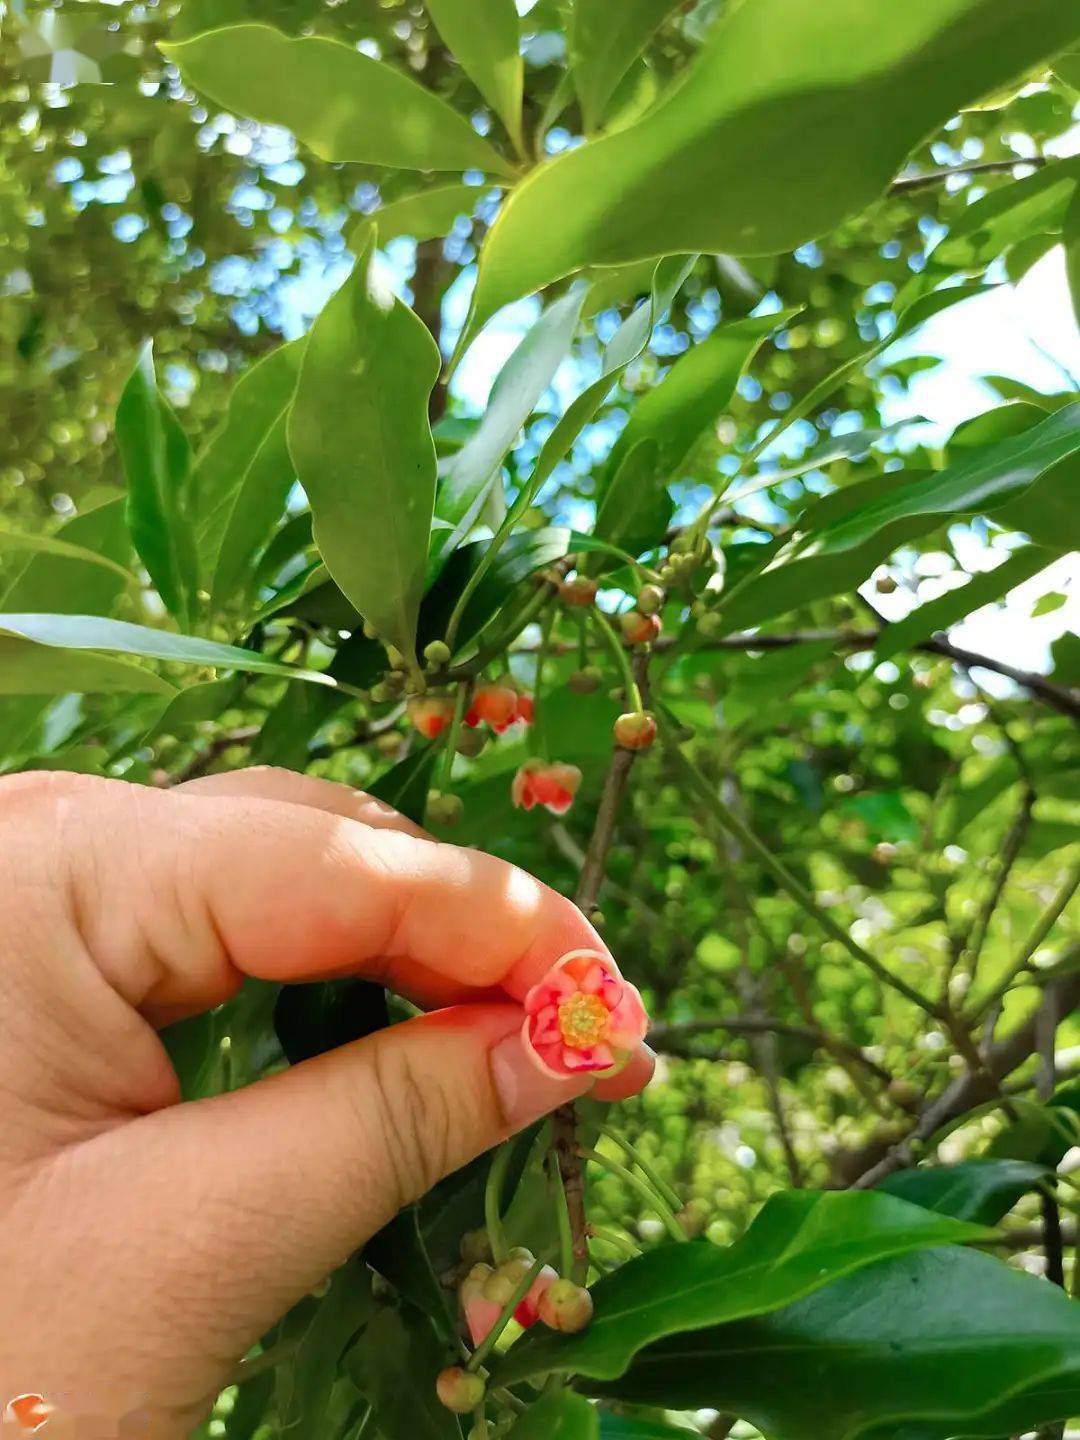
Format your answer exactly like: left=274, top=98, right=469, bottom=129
left=0, top=768, right=652, bottom=1437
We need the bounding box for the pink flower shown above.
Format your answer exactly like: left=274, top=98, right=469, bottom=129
left=460, top=1264, right=502, bottom=1347
left=522, top=949, right=648, bottom=1079
left=511, top=760, right=582, bottom=815
left=467, top=684, right=520, bottom=731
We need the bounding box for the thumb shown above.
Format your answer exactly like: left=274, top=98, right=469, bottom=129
left=72, top=1002, right=590, bottom=1379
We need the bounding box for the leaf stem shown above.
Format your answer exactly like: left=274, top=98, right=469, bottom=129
left=484, top=1140, right=515, bottom=1266
left=467, top=1257, right=545, bottom=1371
left=597, top=1124, right=682, bottom=1212
left=591, top=608, right=644, bottom=712
left=551, top=1153, right=575, bottom=1278
left=579, top=1146, right=687, bottom=1242
left=964, top=861, right=1080, bottom=1024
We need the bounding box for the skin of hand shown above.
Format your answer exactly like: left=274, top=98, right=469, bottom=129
left=0, top=767, right=653, bottom=1438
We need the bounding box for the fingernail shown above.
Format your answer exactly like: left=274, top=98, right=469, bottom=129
left=489, top=1030, right=593, bottom=1131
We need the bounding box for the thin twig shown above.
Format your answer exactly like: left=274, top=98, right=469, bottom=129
left=888, top=156, right=1048, bottom=195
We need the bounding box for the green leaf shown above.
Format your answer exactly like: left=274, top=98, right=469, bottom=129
left=356, top=182, right=497, bottom=250
left=596, top=313, right=791, bottom=555
left=1066, top=181, right=1080, bottom=327
left=0, top=633, right=175, bottom=697
left=289, top=234, right=442, bottom=671
left=0, top=613, right=342, bottom=691
left=0, top=528, right=137, bottom=588
left=143, top=678, right=242, bottom=742
left=589, top=1248, right=1080, bottom=1440
left=366, top=1207, right=454, bottom=1338
left=346, top=1305, right=463, bottom=1440
left=932, top=158, right=1080, bottom=270
left=116, top=341, right=198, bottom=624
left=274, top=980, right=390, bottom=1065
left=508, top=1393, right=599, bottom=1440
left=0, top=497, right=133, bottom=616
left=570, top=0, right=681, bottom=131
left=194, top=340, right=305, bottom=611
left=276, top=1262, right=376, bottom=1440
left=424, top=0, right=523, bottom=153
left=1055, top=49, right=1080, bottom=91
left=876, top=1159, right=1049, bottom=1225
left=598, top=1420, right=698, bottom=1440
left=496, top=1190, right=988, bottom=1385
left=459, top=0, right=1080, bottom=340
left=369, top=744, right=439, bottom=827
left=875, top=545, right=1057, bottom=660
left=806, top=401, right=1080, bottom=556
left=161, top=25, right=513, bottom=177
left=1032, top=589, right=1067, bottom=616
left=435, top=283, right=588, bottom=566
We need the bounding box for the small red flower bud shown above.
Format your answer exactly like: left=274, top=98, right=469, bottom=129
left=511, top=760, right=583, bottom=816
left=513, top=692, right=535, bottom=726
left=407, top=695, right=456, bottom=739
left=559, top=575, right=598, bottom=608
left=469, top=684, right=520, bottom=731
left=619, top=610, right=661, bottom=646
left=538, top=1278, right=594, bottom=1333
left=435, top=1368, right=486, bottom=1414
left=613, top=711, right=657, bottom=751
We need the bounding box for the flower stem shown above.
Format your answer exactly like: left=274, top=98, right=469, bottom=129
left=591, top=608, right=644, bottom=711
left=579, top=1146, right=687, bottom=1242
left=598, top=1124, right=682, bottom=1212
left=551, top=1153, right=575, bottom=1277
left=484, top=1141, right=514, bottom=1266
left=441, top=679, right=473, bottom=788
left=467, top=1257, right=545, bottom=1371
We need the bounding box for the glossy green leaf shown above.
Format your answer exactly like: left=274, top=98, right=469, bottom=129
left=598, top=1420, right=697, bottom=1440
left=0, top=528, right=136, bottom=587
left=460, top=0, right=1080, bottom=340
left=289, top=234, right=442, bottom=670
left=366, top=1207, right=453, bottom=1338
left=596, top=313, right=789, bottom=554
left=932, top=158, right=1080, bottom=270
left=570, top=0, right=681, bottom=131
left=1066, top=182, right=1080, bottom=327
left=161, top=25, right=513, bottom=177
left=435, top=282, right=588, bottom=566
left=508, top=1392, right=598, bottom=1440
left=0, top=614, right=341, bottom=690
left=424, top=0, right=523, bottom=152
left=718, top=473, right=927, bottom=634
left=358, top=182, right=497, bottom=250
left=143, top=678, right=242, bottom=742
left=0, top=633, right=175, bottom=697
left=808, top=401, right=1080, bottom=555
left=194, top=339, right=305, bottom=610
left=368, top=744, right=439, bottom=826
left=875, top=545, right=1057, bottom=660
left=876, top=1159, right=1049, bottom=1225
left=496, top=1190, right=987, bottom=1385
left=589, top=1248, right=1080, bottom=1440
left=1055, top=49, right=1080, bottom=92
left=274, top=980, right=390, bottom=1066
left=0, top=497, right=132, bottom=616
left=346, top=1305, right=463, bottom=1440
left=116, top=341, right=198, bottom=624
left=276, top=1263, right=375, bottom=1440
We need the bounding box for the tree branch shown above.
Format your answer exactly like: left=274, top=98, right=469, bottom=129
left=888, top=156, right=1048, bottom=195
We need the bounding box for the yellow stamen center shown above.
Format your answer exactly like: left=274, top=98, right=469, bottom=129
left=557, top=992, right=610, bottom=1050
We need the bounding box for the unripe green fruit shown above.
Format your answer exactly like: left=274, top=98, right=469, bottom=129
left=569, top=668, right=602, bottom=694
left=375, top=732, right=402, bottom=757
left=424, top=639, right=452, bottom=668
left=370, top=682, right=396, bottom=704
left=428, top=792, right=464, bottom=826
left=887, top=1078, right=921, bottom=1112
left=697, top=611, right=723, bottom=637
left=613, top=710, right=657, bottom=750
left=362, top=619, right=379, bottom=640
left=636, top=583, right=664, bottom=615
left=481, top=1268, right=518, bottom=1306
left=382, top=670, right=406, bottom=696
left=589, top=909, right=605, bottom=930
left=456, top=727, right=486, bottom=758
left=460, top=1229, right=492, bottom=1266
left=435, top=1367, right=486, bottom=1414
left=538, top=1278, right=594, bottom=1333
left=658, top=564, right=678, bottom=586
left=507, top=1246, right=535, bottom=1265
